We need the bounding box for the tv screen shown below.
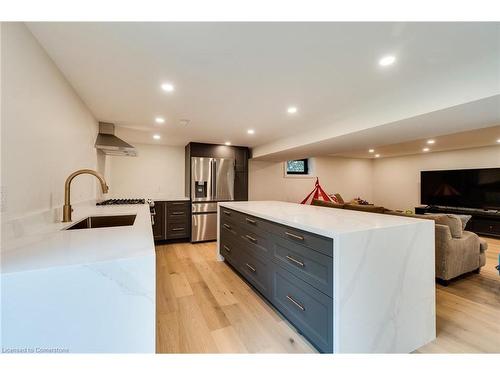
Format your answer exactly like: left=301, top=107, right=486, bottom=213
left=420, top=168, right=500, bottom=210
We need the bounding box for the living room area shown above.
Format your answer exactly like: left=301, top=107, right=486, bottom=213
left=249, top=124, right=500, bottom=352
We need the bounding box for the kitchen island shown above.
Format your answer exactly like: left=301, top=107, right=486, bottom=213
left=217, top=201, right=436, bottom=353
left=1, top=202, right=155, bottom=353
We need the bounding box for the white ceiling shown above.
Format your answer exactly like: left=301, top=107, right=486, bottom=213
left=256, top=95, right=500, bottom=160
left=27, top=22, right=500, bottom=158
left=333, top=124, right=500, bottom=159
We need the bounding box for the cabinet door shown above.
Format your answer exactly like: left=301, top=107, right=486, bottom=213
left=234, top=171, right=248, bottom=201
left=234, top=147, right=249, bottom=172
left=272, top=266, right=333, bottom=353
left=471, top=218, right=500, bottom=236
left=239, top=249, right=272, bottom=299
left=152, top=202, right=166, bottom=241
left=166, top=219, right=190, bottom=239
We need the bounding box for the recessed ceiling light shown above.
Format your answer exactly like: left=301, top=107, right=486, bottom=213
left=155, top=117, right=165, bottom=124
left=161, top=83, right=175, bottom=92
left=427, top=139, right=435, bottom=144
left=368, top=149, right=375, bottom=153
left=247, top=129, right=255, bottom=135
left=225, top=141, right=231, bottom=146
left=375, top=154, right=380, bottom=158
left=153, top=134, right=161, bottom=140
left=379, top=55, right=396, bottom=67
left=497, top=139, right=500, bottom=143
left=287, top=106, right=298, bottom=114
left=423, top=147, right=430, bottom=152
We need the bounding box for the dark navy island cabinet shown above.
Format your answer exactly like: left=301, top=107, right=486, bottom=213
left=219, top=207, right=334, bottom=353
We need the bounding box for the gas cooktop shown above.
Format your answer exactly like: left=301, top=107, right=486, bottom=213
left=96, top=199, right=146, bottom=205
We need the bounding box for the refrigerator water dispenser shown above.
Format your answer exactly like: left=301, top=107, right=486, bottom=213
left=195, top=181, right=208, bottom=199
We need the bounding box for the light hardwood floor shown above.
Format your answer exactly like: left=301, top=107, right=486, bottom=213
left=416, top=237, right=500, bottom=353
left=156, top=238, right=500, bottom=353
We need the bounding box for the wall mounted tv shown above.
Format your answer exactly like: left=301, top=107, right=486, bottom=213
left=420, top=168, right=500, bottom=210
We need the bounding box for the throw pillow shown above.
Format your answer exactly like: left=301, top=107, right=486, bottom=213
left=333, top=193, right=345, bottom=204
left=454, top=214, right=472, bottom=230
left=329, top=194, right=340, bottom=204
left=425, top=214, right=463, bottom=238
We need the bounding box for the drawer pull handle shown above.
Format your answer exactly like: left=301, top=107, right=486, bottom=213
left=286, top=255, right=305, bottom=267
left=246, top=218, right=256, bottom=224
left=223, top=224, right=231, bottom=229
left=172, top=211, right=185, bottom=215
left=286, top=295, right=305, bottom=311
left=223, top=210, right=231, bottom=215
left=245, top=234, right=257, bottom=243
left=245, top=263, right=256, bottom=273
left=223, top=245, right=231, bottom=253
left=285, top=232, right=304, bottom=241
left=172, top=227, right=185, bottom=231
left=171, top=202, right=185, bottom=206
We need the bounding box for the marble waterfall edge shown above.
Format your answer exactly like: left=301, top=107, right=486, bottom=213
left=217, top=201, right=436, bottom=353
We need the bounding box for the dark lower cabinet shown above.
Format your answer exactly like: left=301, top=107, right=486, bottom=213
left=152, top=201, right=166, bottom=241
left=272, top=267, right=333, bottom=353
left=238, top=249, right=272, bottom=298
left=219, top=207, right=334, bottom=353
left=166, top=219, right=190, bottom=239
left=271, top=233, right=333, bottom=298
left=220, top=234, right=241, bottom=267
left=154, top=200, right=191, bottom=242
left=470, top=218, right=500, bottom=237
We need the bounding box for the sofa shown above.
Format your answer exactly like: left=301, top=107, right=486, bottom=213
left=311, top=199, right=488, bottom=285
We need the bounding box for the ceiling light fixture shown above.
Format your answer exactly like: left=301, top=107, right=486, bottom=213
left=497, top=139, right=500, bottom=143
left=427, top=139, right=435, bottom=144
left=368, top=149, right=375, bottom=153
left=153, top=134, right=161, bottom=140
left=287, top=106, right=298, bottom=114
left=378, top=55, right=396, bottom=67
left=247, top=129, right=255, bottom=135
left=155, top=117, right=165, bottom=124
left=423, top=147, right=430, bottom=152
left=375, top=154, right=380, bottom=158
left=225, top=141, right=231, bottom=146
left=161, top=82, right=175, bottom=92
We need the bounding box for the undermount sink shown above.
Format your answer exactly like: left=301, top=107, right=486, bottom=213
left=64, top=214, right=137, bottom=230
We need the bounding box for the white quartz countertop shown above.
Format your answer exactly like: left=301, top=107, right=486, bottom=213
left=219, top=201, right=428, bottom=238
left=1, top=203, right=155, bottom=274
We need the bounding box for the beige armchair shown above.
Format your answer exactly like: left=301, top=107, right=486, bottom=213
left=434, top=224, right=487, bottom=284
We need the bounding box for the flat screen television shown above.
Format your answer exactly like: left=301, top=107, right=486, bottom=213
left=420, top=168, right=500, bottom=210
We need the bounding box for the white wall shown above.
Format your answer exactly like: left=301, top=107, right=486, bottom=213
left=107, top=143, right=185, bottom=200
left=249, top=156, right=373, bottom=203
left=372, top=145, right=500, bottom=211
left=1, top=23, right=103, bottom=220
left=249, top=146, right=500, bottom=209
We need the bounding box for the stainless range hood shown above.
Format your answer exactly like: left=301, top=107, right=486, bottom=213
left=95, top=122, right=137, bottom=156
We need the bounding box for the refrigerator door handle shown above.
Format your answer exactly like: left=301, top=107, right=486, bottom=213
left=212, top=159, right=217, bottom=200
left=207, top=158, right=211, bottom=201
left=209, top=159, right=212, bottom=200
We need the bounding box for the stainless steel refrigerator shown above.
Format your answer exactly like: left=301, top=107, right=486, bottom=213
left=191, top=157, right=235, bottom=242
